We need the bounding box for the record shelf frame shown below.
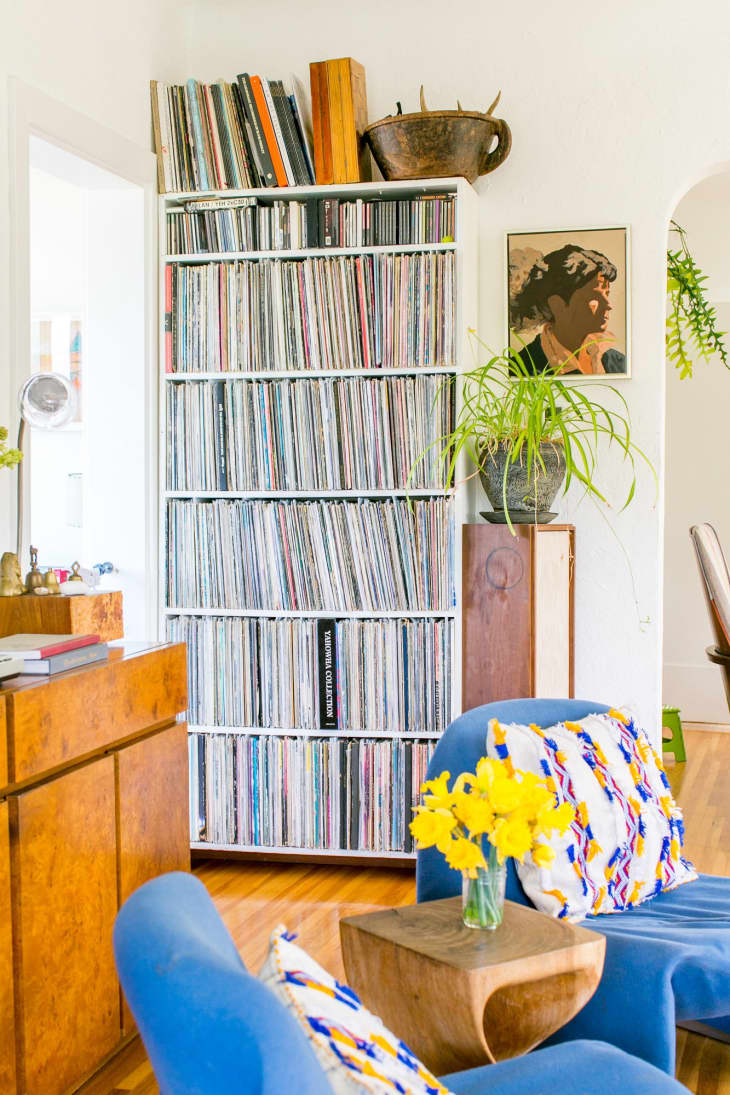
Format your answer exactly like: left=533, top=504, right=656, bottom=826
left=159, top=176, right=479, bottom=864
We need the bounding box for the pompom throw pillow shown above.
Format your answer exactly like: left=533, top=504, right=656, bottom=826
left=259, top=926, right=452, bottom=1095
left=486, top=709, right=697, bottom=921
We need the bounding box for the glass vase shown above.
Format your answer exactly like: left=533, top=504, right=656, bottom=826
left=461, top=844, right=506, bottom=930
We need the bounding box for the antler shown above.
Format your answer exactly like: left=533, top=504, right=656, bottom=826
left=419, top=85, right=429, bottom=113
left=486, top=90, right=501, bottom=116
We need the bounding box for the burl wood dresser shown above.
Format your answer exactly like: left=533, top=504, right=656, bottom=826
left=0, top=641, right=189, bottom=1094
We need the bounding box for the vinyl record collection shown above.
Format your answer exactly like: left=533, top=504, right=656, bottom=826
left=163, top=180, right=465, bottom=860
left=166, top=194, right=457, bottom=254
left=165, top=251, right=455, bottom=372
left=189, top=732, right=436, bottom=853
left=168, top=615, right=453, bottom=734
left=167, top=497, right=454, bottom=611
left=166, top=374, right=452, bottom=491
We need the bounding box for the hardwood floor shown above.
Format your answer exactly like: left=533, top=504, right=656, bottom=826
left=84, top=726, right=730, bottom=1094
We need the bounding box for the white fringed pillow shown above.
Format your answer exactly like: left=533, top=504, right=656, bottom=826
left=486, top=710, right=697, bottom=921
left=259, top=926, right=452, bottom=1095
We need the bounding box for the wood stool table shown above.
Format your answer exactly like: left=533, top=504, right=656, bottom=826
left=340, top=896, right=605, bottom=1076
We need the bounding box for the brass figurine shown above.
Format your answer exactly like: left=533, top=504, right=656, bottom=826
left=0, top=552, right=25, bottom=597
left=25, top=545, right=44, bottom=594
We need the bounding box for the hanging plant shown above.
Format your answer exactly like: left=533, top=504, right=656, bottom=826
left=666, top=220, right=728, bottom=378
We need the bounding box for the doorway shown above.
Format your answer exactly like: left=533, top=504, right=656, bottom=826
left=9, top=81, right=158, bottom=639
left=663, top=171, right=730, bottom=724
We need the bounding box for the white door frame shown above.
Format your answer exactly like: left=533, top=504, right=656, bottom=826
left=8, top=78, right=159, bottom=638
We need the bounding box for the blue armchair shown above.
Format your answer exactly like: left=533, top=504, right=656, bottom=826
left=113, top=872, right=691, bottom=1094
left=416, top=699, right=730, bottom=1076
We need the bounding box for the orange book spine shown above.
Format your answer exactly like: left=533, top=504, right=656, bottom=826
left=250, top=75, right=288, bottom=186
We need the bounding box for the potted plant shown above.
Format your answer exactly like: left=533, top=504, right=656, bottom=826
left=419, top=339, right=654, bottom=528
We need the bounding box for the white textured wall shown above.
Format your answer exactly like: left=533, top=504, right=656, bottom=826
left=664, top=176, right=730, bottom=723
left=0, top=0, right=185, bottom=550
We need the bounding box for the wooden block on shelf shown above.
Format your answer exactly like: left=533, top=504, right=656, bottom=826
left=323, top=57, right=370, bottom=184
left=0, top=590, right=123, bottom=642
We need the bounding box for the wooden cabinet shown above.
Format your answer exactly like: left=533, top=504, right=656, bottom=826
left=462, top=524, right=574, bottom=710
left=0, top=642, right=189, bottom=1094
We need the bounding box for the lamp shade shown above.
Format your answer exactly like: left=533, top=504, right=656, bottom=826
left=19, top=372, right=76, bottom=429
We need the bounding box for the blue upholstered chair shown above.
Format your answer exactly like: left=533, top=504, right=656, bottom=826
left=416, top=699, right=730, bottom=1076
left=113, top=872, right=691, bottom=1094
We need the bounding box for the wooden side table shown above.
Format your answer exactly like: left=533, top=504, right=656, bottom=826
left=340, top=896, right=605, bottom=1076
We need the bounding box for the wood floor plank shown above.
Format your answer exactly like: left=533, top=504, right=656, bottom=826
left=85, top=728, right=730, bottom=1094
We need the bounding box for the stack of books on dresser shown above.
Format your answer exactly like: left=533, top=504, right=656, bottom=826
left=0, top=634, right=108, bottom=675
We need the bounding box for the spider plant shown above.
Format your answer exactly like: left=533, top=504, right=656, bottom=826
left=416, top=340, right=656, bottom=530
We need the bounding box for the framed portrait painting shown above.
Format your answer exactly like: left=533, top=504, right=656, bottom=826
left=506, top=226, right=630, bottom=378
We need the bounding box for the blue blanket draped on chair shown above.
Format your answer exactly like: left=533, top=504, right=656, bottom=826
left=416, top=699, right=730, bottom=1075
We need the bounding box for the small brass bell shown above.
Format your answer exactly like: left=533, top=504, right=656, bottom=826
left=25, top=546, right=44, bottom=594
left=43, top=568, right=61, bottom=595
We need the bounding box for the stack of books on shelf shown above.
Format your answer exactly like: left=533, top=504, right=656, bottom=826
left=166, top=373, right=452, bottom=491
left=0, top=634, right=108, bottom=676
left=167, top=497, right=453, bottom=612
left=163, top=251, right=455, bottom=373
left=309, top=58, right=370, bottom=184
left=168, top=616, right=453, bottom=734
left=150, top=73, right=314, bottom=193
left=166, top=193, right=456, bottom=254
left=188, top=733, right=435, bottom=853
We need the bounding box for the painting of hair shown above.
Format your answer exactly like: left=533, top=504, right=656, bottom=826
left=507, top=227, right=629, bottom=378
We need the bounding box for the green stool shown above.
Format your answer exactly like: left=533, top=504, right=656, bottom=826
left=661, top=705, right=687, bottom=763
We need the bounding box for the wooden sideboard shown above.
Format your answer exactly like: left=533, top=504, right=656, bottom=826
left=0, top=641, right=189, bottom=1095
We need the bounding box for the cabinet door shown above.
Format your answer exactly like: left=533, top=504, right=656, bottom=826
left=13, top=758, right=119, bottom=1095
left=117, top=723, right=190, bottom=1031
left=462, top=525, right=533, bottom=708
left=0, top=800, right=15, bottom=1092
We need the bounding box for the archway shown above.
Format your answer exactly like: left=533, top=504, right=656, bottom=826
left=663, top=171, right=730, bottom=726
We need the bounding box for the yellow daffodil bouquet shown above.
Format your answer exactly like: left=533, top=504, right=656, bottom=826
left=410, top=757, right=574, bottom=929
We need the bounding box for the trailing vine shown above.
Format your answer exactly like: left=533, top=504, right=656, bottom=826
left=667, top=220, right=728, bottom=378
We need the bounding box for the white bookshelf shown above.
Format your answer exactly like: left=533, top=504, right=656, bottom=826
left=159, top=177, right=478, bottom=861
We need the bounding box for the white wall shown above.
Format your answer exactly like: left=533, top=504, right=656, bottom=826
left=664, top=175, right=730, bottom=723
left=180, top=0, right=730, bottom=741
left=0, top=0, right=185, bottom=558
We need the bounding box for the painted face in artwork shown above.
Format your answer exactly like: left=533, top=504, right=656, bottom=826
left=548, top=275, right=613, bottom=351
